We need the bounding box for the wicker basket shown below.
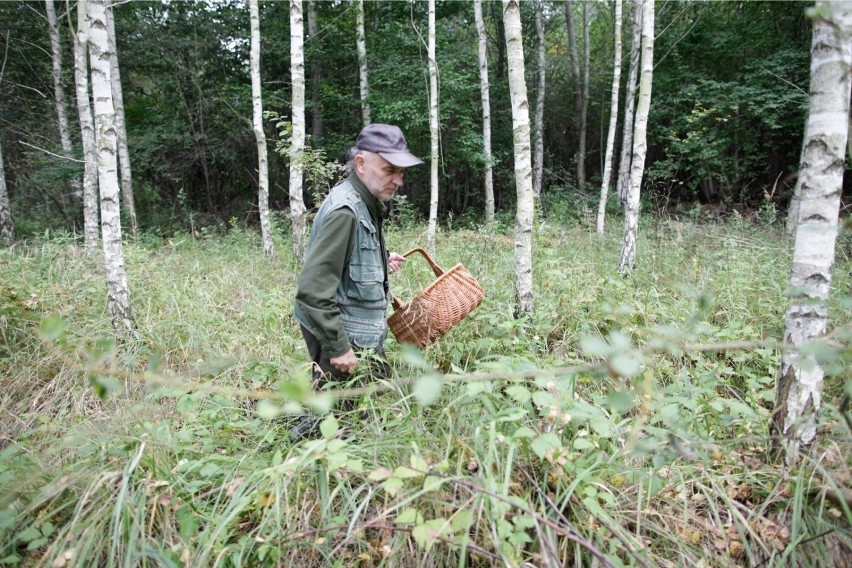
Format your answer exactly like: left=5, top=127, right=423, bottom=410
left=388, top=248, right=485, bottom=348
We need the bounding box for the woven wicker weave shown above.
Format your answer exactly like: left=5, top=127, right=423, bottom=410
left=388, top=248, right=485, bottom=348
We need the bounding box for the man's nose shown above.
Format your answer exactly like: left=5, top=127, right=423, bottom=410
left=392, top=172, right=404, bottom=187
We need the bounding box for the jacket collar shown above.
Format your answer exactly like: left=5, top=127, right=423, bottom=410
left=350, top=174, right=388, bottom=221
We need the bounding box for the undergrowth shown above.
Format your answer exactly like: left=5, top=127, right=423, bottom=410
left=0, top=218, right=849, bottom=567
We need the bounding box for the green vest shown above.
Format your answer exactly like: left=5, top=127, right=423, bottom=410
left=295, top=179, right=390, bottom=349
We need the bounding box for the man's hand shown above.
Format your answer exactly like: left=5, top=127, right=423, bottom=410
left=330, top=349, right=359, bottom=374
left=388, top=252, right=407, bottom=274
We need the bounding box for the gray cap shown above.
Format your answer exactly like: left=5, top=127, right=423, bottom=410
left=355, top=124, right=424, bottom=168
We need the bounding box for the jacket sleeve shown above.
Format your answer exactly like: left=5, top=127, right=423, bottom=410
left=294, top=208, right=357, bottom=358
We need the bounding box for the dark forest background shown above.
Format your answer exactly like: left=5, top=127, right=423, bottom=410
left=1, top=0, right=840, bottom=237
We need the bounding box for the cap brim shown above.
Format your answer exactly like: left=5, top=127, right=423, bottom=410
left=378, top=151, right=425, bottom=168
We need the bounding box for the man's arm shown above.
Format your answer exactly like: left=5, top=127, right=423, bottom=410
left=294, top=209, right=357, bottom=359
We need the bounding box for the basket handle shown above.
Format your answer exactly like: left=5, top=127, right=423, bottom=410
left=390, top=247, right=445, bottom=311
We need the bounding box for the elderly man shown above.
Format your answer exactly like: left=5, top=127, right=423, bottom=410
left=292, top=124, right=423, bottom=439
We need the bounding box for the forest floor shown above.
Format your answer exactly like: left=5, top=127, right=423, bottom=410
left=0, top=218, right=850, bottom=567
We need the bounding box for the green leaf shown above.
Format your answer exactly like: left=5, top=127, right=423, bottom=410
left=16, top=527, right=40, bottom=543
left=505, top=385, right=531, bottom=404
left=89, top=374, right=121, bottom=400
left=530, top=433, right=561, bottom=458
left=257, top=400, right=283, bottom=420
left=39, top=316, right=66, bottom=341
left=580, top=335, right=610, bottom=357
left=177, top=507, right=198, bottom=540
left=401, top=344, right=433, bottom=370
left=609, top=353, right=642, bottom=378
left=606, top=390, right=634, bottom=413
left=573, top=437, right=595, bottom=450
left=409, top=454, right=429, bottom=472
left=396, top=508, right=423, bottom=525
left=511, top=426, right=537, bottom=439
left=368, top=467, right=393, bottom=481
left=393, top=466, right=422, bottom=479
left=531, top=390, right=558, bottom=408
left=320, top=415, right=339, bottom=439
left=307, top=393, right=335, bottom=414
left=412, top=518, right=451, bottom=549
left=413, top=374, right=443, bottom=405
left=450, top=509, right=473, bottom=532
left=382, top=477, right=403, bottom=496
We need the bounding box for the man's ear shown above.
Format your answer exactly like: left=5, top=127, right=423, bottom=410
left=354, top=153, right=366, bottom=173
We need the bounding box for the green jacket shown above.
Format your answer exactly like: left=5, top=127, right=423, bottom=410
left=294, top=175, right=390, bottom=357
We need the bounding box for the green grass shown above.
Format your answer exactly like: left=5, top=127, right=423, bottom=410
left=0, top=218, right=849, bottom=567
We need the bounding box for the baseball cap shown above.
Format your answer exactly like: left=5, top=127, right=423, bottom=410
left=355, top=124, right=424, bottom=168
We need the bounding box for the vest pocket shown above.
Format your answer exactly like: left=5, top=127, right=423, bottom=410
left=359, top=219, right=379, bottom=250
left=347, top=264, right=385, bottom=301
left=341, top=313, right=386, bottom=349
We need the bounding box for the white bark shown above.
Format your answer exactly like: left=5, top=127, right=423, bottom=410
left=356, top=0, right=371, bottom=127
left=596, top=0, right=623, bottom=235
left=579, top=1, right=590, bottom=188
left=616, top=0, right=642, bottom=205
left=105, top=1, right=136, bottom=237
left=307, top=0, right=323, bottom=139
left=46, top=0, right=74, bottom=159
left=617, top=0, right=653, bottom=274
left=503, top=0, right=534, bottom=318
left=564, top=0, right=584, bottom=188
left=474, top=0, right=495, bottom=228
left=250, top=0, right=273, bottom=257
left=46, top=0, right=81, bottom=203
left=532, top=0, right=545, bottom=200
left=771, top=1, right=852, bottom=465
left=72, top=0, right=99, bottom=247
left=0, top=140, right=14, bottom=247
left=290, top=0, right=307, bottom=263
left=426, top=0, right=439, bottom=256
left=87, top=0, right=136, bottom=337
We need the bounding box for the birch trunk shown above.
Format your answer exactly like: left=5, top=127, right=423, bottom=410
left=564, top=0, right=584, bottom=188
left=307, top=0, right=323, bottom=139
left=356, top=0, right=371, bottom=127
left=426, top=0, right=439, bottom=256
left=616, top=0, right=642, bottom=205
left=596, top=0, right=623, bottom=235
left=289, top=0, right=307, bottom=263
left=532, top=0, right=545, bottom=201
left=503, top=0, right=534, bottom=318
left=46, top=0, right=73, bottom=155
left=87, top=0, right=136, bottom=337
left=579, top=0, right=590, bottom=189
left=72, top=0, right=99, bottom=247
left=105, top=1, right=136, bottom=237
left=0, top=141, right=13, bottom=247
left=770, top=1, right=852, bottom=465
left=250, top=0, right=273, bottom=257
left=617, top=0, right=653, bottom=274
left=46, top=0, right=80, bottom=203
left=473, top=0, right=495, bottom=228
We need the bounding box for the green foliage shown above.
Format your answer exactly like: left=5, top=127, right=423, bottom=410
left=1, top=221, right=849, bottom=566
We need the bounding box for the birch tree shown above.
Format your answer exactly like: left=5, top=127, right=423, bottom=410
left=473, top=0, right=495, bottom=228
left=307, top=0, right=323, bottom=139
left=289, top=0, right=307, bottom=263
left=105, top=1, right=136, bottom=237
left=250, top=0, right=273, bottom=257
left=532, top=0, right=546, bottom=201
left=87, top=0, right=136, bottom=337
left=770, top=1, right=852, bottom=465
left=503, top=0, right=534, bottom=318
left=0, top=141, right=13, bottom=247
left=617, top=0, right=653, bottom=274
left=596, top=0, right=623, bottom=234
left=71, top=0, right=99, bottom=247
left=616, top=0, right=642, bottom=205
left=46, top=0, right=80, bottom=202
left=356, top=0, right=371, bottom=127
left=564, top=0, right=585, bottom=188
left=426, top=0, right=439, bottom=256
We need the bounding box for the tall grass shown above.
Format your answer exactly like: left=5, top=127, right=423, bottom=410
left=1, top=218, right=849, bottom=567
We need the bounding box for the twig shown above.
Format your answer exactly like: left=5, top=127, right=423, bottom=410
left=18, top=140, right=89, bottom=163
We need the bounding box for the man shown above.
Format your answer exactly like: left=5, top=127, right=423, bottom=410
left=292, top=124, right=423, bottom=439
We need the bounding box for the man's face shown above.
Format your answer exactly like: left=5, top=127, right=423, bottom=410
left=355, top=152, right=406, bottom=202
